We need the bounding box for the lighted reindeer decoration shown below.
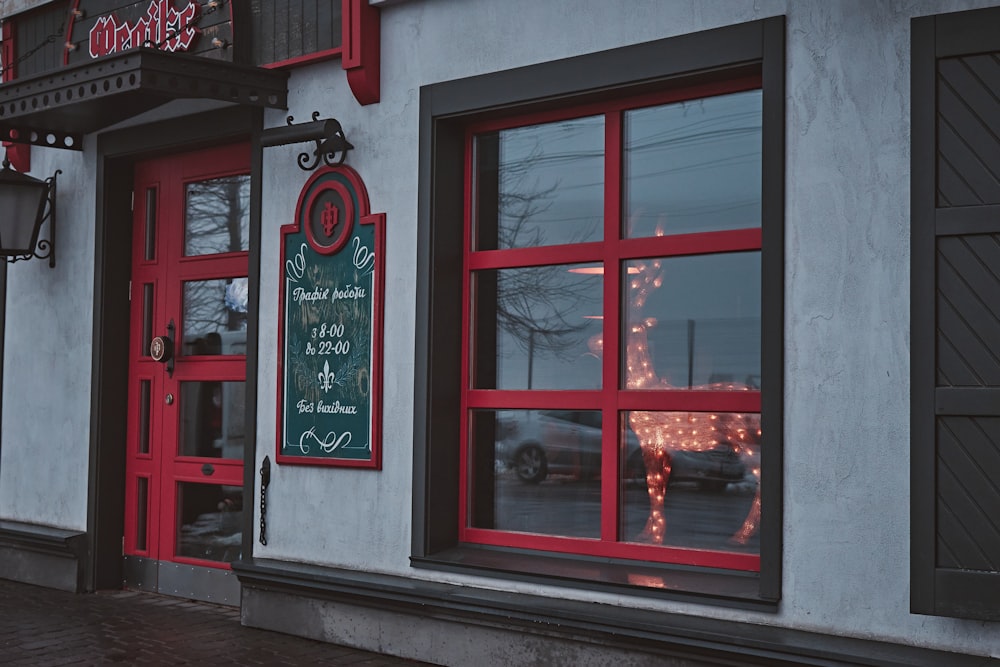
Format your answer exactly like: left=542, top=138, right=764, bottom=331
left=624, top=257, right=761, bottom=546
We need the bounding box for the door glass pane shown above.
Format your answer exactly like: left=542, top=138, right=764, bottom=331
left=623, top=89, right=761, bottom=238
left=135, top=476, right=149, bottom=551
left=184, top=175, right=250, bottom=256
left=141, top=283, right=154, bottom=357
left=176, top=482, right=242, bottom=563
left=621, top=410, right=760, bottom=554
left=178, top=381, right=245, bottom=459
left=144, top=188, right=157, bottom=261
left=182, top=278, right=248, bottom=355
left=138, top=379, right=151, bottom=455
left=473, top=115, right=604, bottom=250
left=472, top=263, right=603, bottom=390
left=622, top=253, right=760, bottom=390
left=471, top=409, right=601, bottom=539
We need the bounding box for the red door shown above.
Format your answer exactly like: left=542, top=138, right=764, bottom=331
left=123, top=143, right=250, bottom=600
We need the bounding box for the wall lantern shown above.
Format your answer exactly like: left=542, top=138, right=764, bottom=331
left=0, top=157, right=60, bottom=268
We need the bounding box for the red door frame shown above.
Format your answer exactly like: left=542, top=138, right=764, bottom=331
left=123, top=143, right=250, bottom=570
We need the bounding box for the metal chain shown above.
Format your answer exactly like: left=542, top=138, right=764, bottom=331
left=1, top=28, right=62, bottom=75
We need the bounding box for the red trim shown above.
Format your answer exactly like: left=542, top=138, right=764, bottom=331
left=1, top=19, right=30, bottom=170
left=343, top=0, right=380, bottom=105
left=461, top=527, right=760, bottom=572
left=303, top=179, right=355, bottom=255
left=460, top=80, right=764, bottom=571
left=276, top=165, right=385, bottom=469
left=124, top=142, right=250, bottom=567
left=262, top=47, right=344, bottom=70
left=64, top=0, right=80, bottom=65
left=2, top=19, right=15, bottom=81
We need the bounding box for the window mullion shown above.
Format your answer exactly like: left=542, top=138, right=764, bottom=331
left=601, top=109, right=623, bottom=543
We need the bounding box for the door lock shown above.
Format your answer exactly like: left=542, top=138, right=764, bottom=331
left=164, top=393, right=174, bottom=405
left=150, top=319, right=176, bottom=376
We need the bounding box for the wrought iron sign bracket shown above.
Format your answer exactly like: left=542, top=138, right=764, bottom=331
left=260, top=112, right=354, bottom=171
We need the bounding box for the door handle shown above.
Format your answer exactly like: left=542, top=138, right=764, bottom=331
left=201, top=463, right=215, bottom=476
left=150, top=319, right=176, bottom=377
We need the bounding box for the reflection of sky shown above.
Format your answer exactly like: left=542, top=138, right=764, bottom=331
left=497, top=115, right=604, bottom=248
left=489, top=90, right=762, bottom=248
left=625, top=90, right=762, bottom=237
left=486, top=90, right=762, bottom=389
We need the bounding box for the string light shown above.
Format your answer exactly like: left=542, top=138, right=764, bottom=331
left=621, top=256, right=761, bottom=547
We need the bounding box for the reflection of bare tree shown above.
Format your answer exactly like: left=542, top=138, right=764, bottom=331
left=182, top=176, right=250, bottom=344
left=186, top=176, right=249, bottom=256
left=481, top=130, right=599, bottom=388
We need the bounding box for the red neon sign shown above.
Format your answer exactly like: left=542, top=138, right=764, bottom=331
left=89, top=0, right=201, bottom=58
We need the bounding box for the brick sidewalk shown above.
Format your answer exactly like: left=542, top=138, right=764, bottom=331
left=0, top=578, right=436, bottom=666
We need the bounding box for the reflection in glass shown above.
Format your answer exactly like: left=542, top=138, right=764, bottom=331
left=624, top=90, right=761, bottom=238
left=469, top=409, right=601, bottom=538
left=135, top=476, right=149, bottom=551
left=141, top=284, right=154, bottom=357
left=138, top=380, right=151, bottom=455
left=175, top=482, right=242, bottom=563
left=182, top=278, right=248, bottom=355
left=184, top=175, right=250, bottom=256
left=178, top=381, right=245, bottom=459
left=474, top=115, right=604, bottom=250
left=621, top=411, right=760, bottom=553
left=144, top=188, right=157, bottom=261
left=622, top=253, right=760, bottom=390
left=472, top=264, right=602, bottom=390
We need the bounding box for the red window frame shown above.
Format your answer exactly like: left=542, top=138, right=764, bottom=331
left=457, top=75, right=763, bottom=572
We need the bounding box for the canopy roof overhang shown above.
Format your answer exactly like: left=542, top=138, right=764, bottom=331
left=0, top=48, right=289, bottom=150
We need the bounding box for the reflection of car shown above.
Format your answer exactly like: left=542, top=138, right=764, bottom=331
left=497, top=411, right=643, bottom=484
left=669, top=444, right=748, bottom=492
left=498, top=411, right=751, bottom=489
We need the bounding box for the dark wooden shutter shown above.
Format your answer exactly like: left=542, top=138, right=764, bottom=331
left=912, top=7, right=1000, bottom=621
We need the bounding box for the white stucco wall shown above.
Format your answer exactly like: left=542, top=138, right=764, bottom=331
left=252, top=0, right=1000, bottom=659
left=0, top=143, right=93, bottom=530
left=2, top=0, right=998, bottom=659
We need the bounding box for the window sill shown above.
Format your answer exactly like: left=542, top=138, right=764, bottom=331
left=412, top=544, right=775, bottom=612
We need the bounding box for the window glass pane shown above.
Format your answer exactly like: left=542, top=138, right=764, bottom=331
left=474, top=115, right=604, bottom=250
left=472, top=263, right=603, bottom=390
left=621, top=410, right=760, bottom=553
left=470, top=409, right=602, bottom=539
left=623, top=90, right=761, bottom=238
left=184, top=175, right=250, bottom=256
left=178, top=381, right=245, bottom=459
left=182, top=278, right=248, bottom=356
left=176, top=482, right=242, bottom=563
left=622, top=253, right=760, bottom=390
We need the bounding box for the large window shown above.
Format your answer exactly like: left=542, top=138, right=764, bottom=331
left=415, top=18, right=784, bottom=606
left=463, top=86, right=763, bottom=570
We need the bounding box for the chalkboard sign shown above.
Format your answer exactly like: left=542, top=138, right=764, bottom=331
left=277, top=166, right=384, bottom=467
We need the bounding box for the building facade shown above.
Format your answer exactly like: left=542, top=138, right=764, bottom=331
left=0, top=1, right=998, bottom=664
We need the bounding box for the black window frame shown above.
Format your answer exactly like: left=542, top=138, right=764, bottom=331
left=414, top=16, right=785, bottom=609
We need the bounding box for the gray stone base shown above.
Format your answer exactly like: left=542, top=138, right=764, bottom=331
left=0, top=521, right=86, bottom=592
left=233, top=559, right=996, bottom=667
